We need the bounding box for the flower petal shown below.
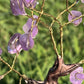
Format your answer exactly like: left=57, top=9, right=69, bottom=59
left=23, top=15, right=38, bottom=38
left=8, top=33, right=22, bottom=54
left=70, top=67, right=83, bottom=84
left=23, top=18, right=32, bottom=34
left=10, top=0, right=27, bottom=16
left=81, top=0, right=84, bottom=3
left=32, top=26, right=38, bottom=38
left=23, top=0, right=37, bottom=8
left=76, top=73, right=84, bottom=80
left=68, top=10, right=82, bottom=26
left=19, top=34, right=34, bottom=50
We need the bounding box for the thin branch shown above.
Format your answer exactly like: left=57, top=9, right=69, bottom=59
left=36, top=0, right=45, bottom=25
left=66, top=0, right=70, bottom=13
left=60, top=26, right=63, bottom=59
left=0, top=54, right=17, bottom=79
left=2, top=70, right=12, bottom=77
left=62, top=14, right=84, bottom=26
left=39, top=20, right=49, bottom=28
left=0, top=54, right=18, bottom=79
left=56, top=1, right=76, bottom=19
left=26, top=14, right=50, bottom=29
left=0, top=57, right=28, bottom=80
left=48, top=20, right=59, bottom=57
left=66, top=0, right=72, bottom=15
left=19, top=77, right=22, bottom=84
left=66, top=0, right=68, bottom=9
left=26, top=1, right=77, bottom=27
left=11, top=54, right=18, bottom=69
left=0, top=57, right=11, bottom=69
left=31, top=5, right=34, bottom=32
left=29, top=8, right=61, bottom=26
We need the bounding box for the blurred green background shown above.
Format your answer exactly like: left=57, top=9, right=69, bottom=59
left=0, top=0, right=84, bottom=84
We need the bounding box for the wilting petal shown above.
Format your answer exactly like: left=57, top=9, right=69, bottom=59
left=68, top=10, right=82, bottom=26
left=0, top=48, right=2, bottom=55
left=8, top=33, right=22, bottom=54
left=23, top=0, right=37, bottom=8
left=19, top=34, right=34, bottom=50
left=81, top=0, right=84, bottom=3
left=10, top=0, right=27, bottom=16
left=70, top=67, right=83, bottom=84
left=32, top=26, right=38, bottom=38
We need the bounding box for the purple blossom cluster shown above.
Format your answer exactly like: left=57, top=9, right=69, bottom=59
left=68, top=10, right=82, bottom=26
left=68, top=1, right=84, bottom=26
left=68, top=1, right=84, bottom=83
left=8, top=15, right=38, bottom=54
left=7, top=0, right=84, bottom=84
left=70, top=67, right=84, bottom=84
left=8, top=0, right=38, bottom=54
left=10, top=0, right=37, bottom=16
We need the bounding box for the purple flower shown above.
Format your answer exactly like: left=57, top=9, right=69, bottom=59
left=10, top=0, right=37, bottom=16
left=23, top=0, right=37, bottom=8
left=68, top=10, right=82, bottom=26
left=19, top=34, right=34, bottom=50
left=70, top=67, right=84, bottom=84
left=8, top=33, right=22, bottom=54
left=23, top=15, right=38, bottom=38
left=31, top=25, right=38, bottom=38
left=81, top=0, right=84, bottom=3
left=0, top=48, right=2, bottom=55
left=10, top=0, right=27, bottom=16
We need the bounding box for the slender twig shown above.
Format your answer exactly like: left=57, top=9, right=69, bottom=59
left=26, top=14, right=50, bottom=29
left=48, top=20, right=59, bottom=57
left=31, top=5, right=34, bottom=33
left=2, top=70, right=12, bottom=78
left=0, top=57, right=28, bottom=80
left=62, top=14, right=84, bottom=26
left=0, top=57, right=11, bottom=69
left=60, top=26, right=63, bottom=58
left=27, top=1, right=77, bottom=27
left=36, top=0, right=45, bottom=25
left=29, top=7, right=61, bottom=26
left=11, top=54, right=18, bottom=69
left=66, top=0, right=70, bottom=13
left=66, top=0, right=72, bottom=15
left=39, top=20, right=49, bottom=28
left=66, top=0, right=68, bottom=9
left=0, top=54, right=18, bottom=79
left=56, top=1, right=76, bottom=19
left=19, top=77, right=22, bottom=84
